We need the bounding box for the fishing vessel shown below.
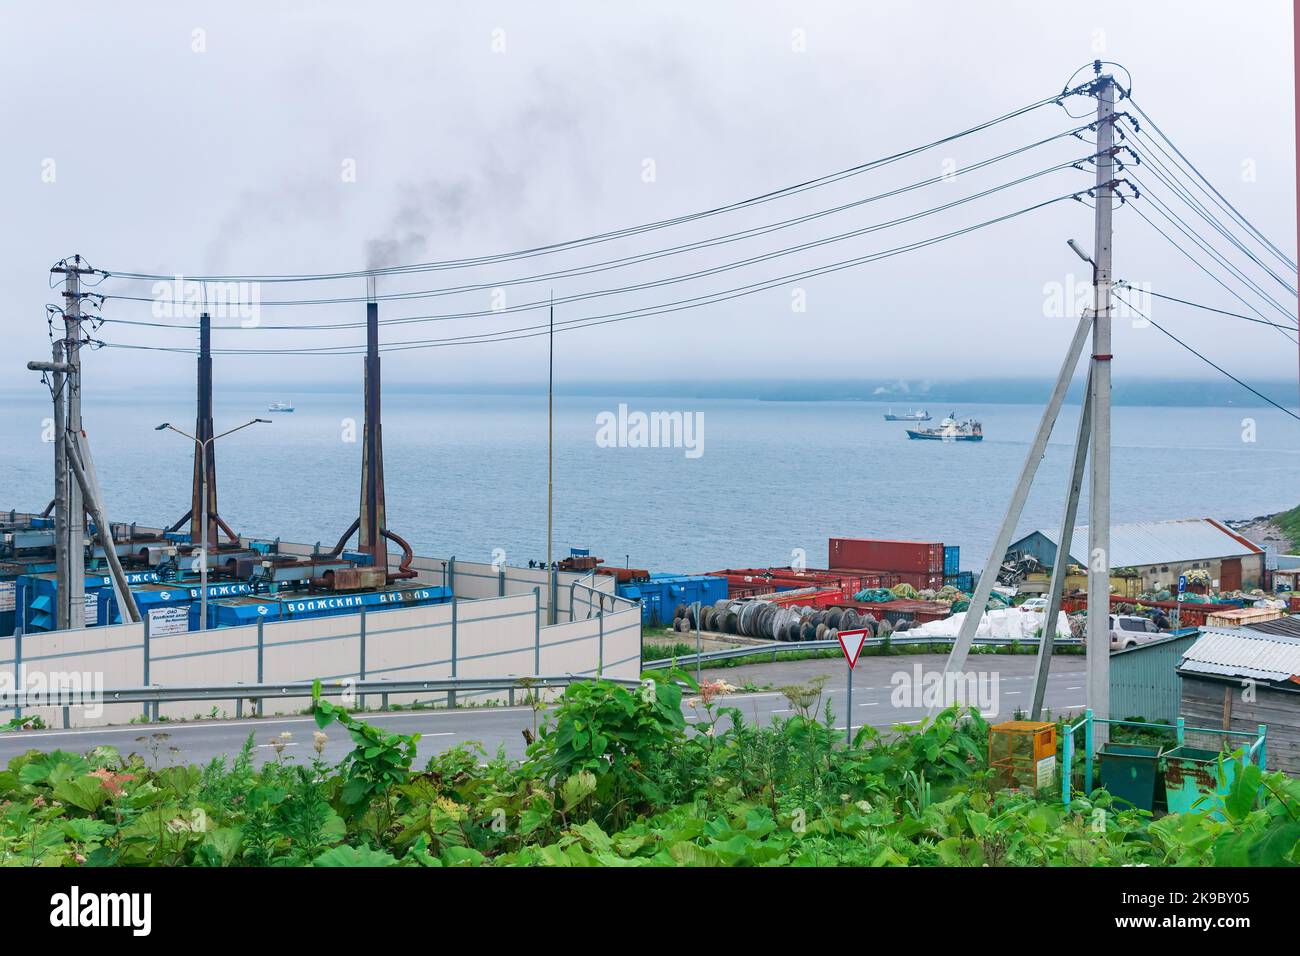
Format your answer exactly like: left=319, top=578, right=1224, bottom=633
left=883, top=408, right=931, bottom=422
left=906, top=413, right=982, bottom=442
left=267, top=401, right=295, bottom=413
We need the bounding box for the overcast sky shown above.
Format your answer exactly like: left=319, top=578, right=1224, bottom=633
left=1, top=0, right=1294, bottom=391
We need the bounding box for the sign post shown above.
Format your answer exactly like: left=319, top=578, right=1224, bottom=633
left=1176, top=574, right=1186, bottom=630
left=837, top=628, right=870, bottom=746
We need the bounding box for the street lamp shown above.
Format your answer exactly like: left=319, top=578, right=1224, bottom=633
left=156, top=418, right=269, bottom=631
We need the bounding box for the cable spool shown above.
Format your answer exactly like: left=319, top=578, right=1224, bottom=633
left=877, top=617, right=893, bottom=637
left=815, top=622, right=828, bottom=640
left=723, top=611, right=739, bottom=634
left=800, top=622, right=817, bottom=641
left=766, top=606, right=785, bottom=641
left=840, top=609, right=860, bottom=631
left=674, top=603, right=688, bottom=621
left=826, top=609, right=844, bottom=630
left=785, top=620, right=803, bottom=642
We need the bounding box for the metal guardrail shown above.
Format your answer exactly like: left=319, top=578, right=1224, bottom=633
left=642, top=634, right=1084, bottom=670
left=5, top=674, right=644, bottom=728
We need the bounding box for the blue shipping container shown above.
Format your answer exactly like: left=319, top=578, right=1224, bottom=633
left=944, top=546, right=961, bottom=577
left=618, top=574, right=728, bottom=626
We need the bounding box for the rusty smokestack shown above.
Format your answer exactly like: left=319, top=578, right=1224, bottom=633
left=190, top=311, right=219, bottom=546
left=357, top=278, right=388, bottom=576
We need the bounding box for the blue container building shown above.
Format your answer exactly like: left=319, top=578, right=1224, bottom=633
left=192, top=583, right=453, bottom=629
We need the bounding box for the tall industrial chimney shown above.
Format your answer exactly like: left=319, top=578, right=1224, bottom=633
left=357, top=280, right=388, bottom=576
left=190, top=311, right=219, bottom=546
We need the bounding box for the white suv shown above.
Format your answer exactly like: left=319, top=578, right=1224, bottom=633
left=1110, top=614, right=1159, bottom=650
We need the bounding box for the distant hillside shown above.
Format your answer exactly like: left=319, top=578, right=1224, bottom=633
left=1229, top=505, right=1300, bottom=554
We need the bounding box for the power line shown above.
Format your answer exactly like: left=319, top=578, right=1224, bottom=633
left=1126, top=128, right=1297, bottom=296
left=1120, top=286, right=1298, bottom=338
left=98, top=91, right=1071, bottom=284
left=1113, top=290, right=1300, bottom=421
left=99, top=160, right=1090, bottom=328
left=96, top=189, right=1086, bottom=356
left=1127, top=97, right=1298, bottom=273
left=1123, top=200, right=1299, bottom=339
left=101, top=131, right=1095, bottom=329
left=1126, top=171, right=1298, bottom=325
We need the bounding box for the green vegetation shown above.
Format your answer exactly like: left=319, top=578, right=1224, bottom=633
left=1274, top=503, right=1300, bottom=553
left=0, top=675, right=1294, bottom=866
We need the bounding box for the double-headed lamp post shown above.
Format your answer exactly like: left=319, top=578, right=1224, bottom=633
left=155, top=419, right=269, bottom=631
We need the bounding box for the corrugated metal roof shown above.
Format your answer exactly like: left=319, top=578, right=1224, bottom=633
left=1178, top=626, right=1300, bottom=682
left=1029, top=518, right=1262, bottom=568
left=1245, top=615, right=1300, bottom=638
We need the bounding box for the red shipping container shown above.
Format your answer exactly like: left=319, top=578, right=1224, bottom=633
left=828, top=538, right=945, bottom=574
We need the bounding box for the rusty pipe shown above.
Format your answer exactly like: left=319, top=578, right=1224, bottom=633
left=328, top=517, right=360, bottom=557
left=381, top=527, right=418, bottom=581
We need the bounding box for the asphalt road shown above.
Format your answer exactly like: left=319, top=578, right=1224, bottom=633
left=0, top=654, right=1089, bottom=768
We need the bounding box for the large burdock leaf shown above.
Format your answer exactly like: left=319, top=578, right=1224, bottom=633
left=560, top=771, right=597, bottom=812
left=52, top=774, right=110, bottom=813
left=313, top=845, right=398, bottom=867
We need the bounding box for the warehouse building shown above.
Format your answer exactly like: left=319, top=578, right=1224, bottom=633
left=1176, top=625, right=1300, bottom=776
left=1007, top=517, right=1265, bottom=593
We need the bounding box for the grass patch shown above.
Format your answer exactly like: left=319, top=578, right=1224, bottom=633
left=1274, top=503, right=1300, bottom=552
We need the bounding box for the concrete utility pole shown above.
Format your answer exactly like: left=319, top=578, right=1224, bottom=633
left=65, top=430, right=140, bottom=624
left=50, top=256, right=93, bottom=629
left=1031, top=366, right=1092, bottom=719
left=937, top=68, right=1117, bottom=725
left=1087, top=75, right=1117, bottom=742
left=546, top=294, right=555, bottom=626
left=50, top=340, right=70, bottom=630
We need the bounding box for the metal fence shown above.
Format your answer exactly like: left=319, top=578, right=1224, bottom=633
left=8, top=673, right=646, bottom=729
left=642, top=633, right=1084, bottom=671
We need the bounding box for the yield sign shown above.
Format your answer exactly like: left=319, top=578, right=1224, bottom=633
left=837, top=628, right=869, bottom=670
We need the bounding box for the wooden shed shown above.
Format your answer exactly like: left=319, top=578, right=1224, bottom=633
left=1176, top=625, right=1300, bottom=776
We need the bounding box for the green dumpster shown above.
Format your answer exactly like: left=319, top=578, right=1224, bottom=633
left=1163, top=746, right=1238, bottom=820
left=1097, top=743, right=1161, bottom=812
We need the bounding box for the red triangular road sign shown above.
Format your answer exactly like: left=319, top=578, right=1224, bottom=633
left=838, top=628, right=869, bottom=670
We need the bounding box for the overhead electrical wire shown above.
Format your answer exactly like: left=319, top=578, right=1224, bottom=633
left=1125, top=171, right=1298, bottom=326
left=100, top=160, right=1095, bottom=331
left=1113, top=289, right=1300, bottom=421
left=98, top=89, right=1084, bottom=285
left=95, top=188, right=1089, bottom=357
left=1126, top=126, right=1297, bottom=296
left=100, top=130, right=1097, bottom=329
left=1127, top=96, right=1298, bottom=273
left=1123, top=200, right=1300, bottom=341
left=1120, top=286, right=1298, bottom=340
